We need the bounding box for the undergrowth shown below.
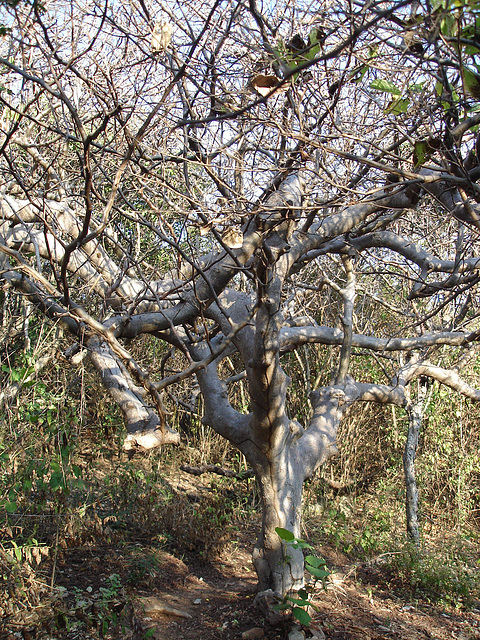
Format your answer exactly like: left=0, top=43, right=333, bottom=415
left=386, top=541, right=480, bottom=607
left=1, top=331, right=479, bottom=637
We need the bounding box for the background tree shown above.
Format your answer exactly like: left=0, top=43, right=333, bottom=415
left=1, top=0, right=480, bottom=606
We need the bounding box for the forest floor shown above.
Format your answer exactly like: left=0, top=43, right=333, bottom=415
left=85, top=538, right=480, bottom=640
left=4, top=526, right=479, bottom=640
left=2, top=466, right=480, bottom=640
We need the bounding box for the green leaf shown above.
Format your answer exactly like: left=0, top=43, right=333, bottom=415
left=292, top=607, right=312, bottom=625
left=463, top=43, right=480, bottom=55
left=463, top=68, right=480, bottom=98
left=385, top=97, right=409, bottom=115
left=370, top=79, right=401, bottom=95
left=287, top=596, right=310, bottom=606
left=351, top=64, right=368, bottom=84
left=462, top=18, right=480, bottom=39
left=306, top=565, right=330, bottom=579
left=296, top=539, right=313, bottom=550
left=50, top=472, right=64, bottom=491
left=441, top=14, right=458, bottom=38
left=72, top=464, right=82, bottom=478
left=435, top=80, right=445, bottom=97
left=275, top=527, right=295, bottom=542
left=309, top=27, right=322, bottom=45
left=304, top=43, right=320, bottom=61
left=5, top=501, right=17, bottom=513
left=413, top=140, right=429, bottom=166
left=409, top=82, right=425, bottom=93
left=305, top=555, right=327, bottom=568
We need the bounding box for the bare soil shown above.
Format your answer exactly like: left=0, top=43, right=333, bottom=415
left=124, top=540, right=480, bottom=640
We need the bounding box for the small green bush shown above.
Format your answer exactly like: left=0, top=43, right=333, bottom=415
left=387, top=543, right=480, bottom=607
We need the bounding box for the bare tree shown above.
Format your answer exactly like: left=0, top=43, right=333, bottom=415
left=2, top=0, right=480, bottom=604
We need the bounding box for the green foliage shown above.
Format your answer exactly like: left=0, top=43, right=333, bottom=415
left=56, top=573, right=130, bottom=637
left=307, top=28, right=322, bottom=60
left=370, top=79, right=402, bottom=96
left=274, top=527, right=330, bottom=626
left=275, top=527, right=296, bottom=543
left=462, top=67, right=480, bottom=98
left=3, top=536, right=48, bottom=565
left=385, top=97, right=410, bottom=115
left=95, top=459, right=240, bottom=557
left=0, top=385, right=84, bottom=520
left=418, top=390, right=480, bottom=526
left=95, top=573, right=124, bottom=635
left=386, top=541, right=480, bottom=606
left=1, top=360, right=35, bottom=383
left=1, top=304, right=479, bottom=634
left=126, top=551, right=160, bottom=586
left=273, top=28, right=321, bottom=75
left=413, top=140, right=432, bottom=166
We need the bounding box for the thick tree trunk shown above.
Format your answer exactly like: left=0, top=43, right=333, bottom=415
left=252, top=451, right=305, bottom=595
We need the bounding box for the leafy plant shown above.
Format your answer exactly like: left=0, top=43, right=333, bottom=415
left=95, top=573, right=124, bottom=636
left=274, top=527, right=330, bottom=626
left=126, top=551, right=160, bottom=586
left=386, top=542, right=480, bottom=607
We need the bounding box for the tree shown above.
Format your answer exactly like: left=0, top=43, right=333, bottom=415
left=2, top=0, right=480, bottom=607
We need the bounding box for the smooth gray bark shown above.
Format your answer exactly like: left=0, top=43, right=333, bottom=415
left=5, top=2, right=480, bottom=614
left=404, top=388, right=425, bottom=546
left=88, top=336, right=180, bottom=449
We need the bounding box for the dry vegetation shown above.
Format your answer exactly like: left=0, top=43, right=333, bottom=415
left=0, top=306, right=479, bottom=639
left=2, top=2, right=480, bottom=633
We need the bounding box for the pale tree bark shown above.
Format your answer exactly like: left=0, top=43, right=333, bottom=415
left=404, top=383, right=426, bottom=546
left=88, top=336, right=180, bottom=449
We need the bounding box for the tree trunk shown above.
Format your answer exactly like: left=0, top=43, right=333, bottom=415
left=252, top=451, right=305, bottom=595
left=404, top=387, right=425, bottom=545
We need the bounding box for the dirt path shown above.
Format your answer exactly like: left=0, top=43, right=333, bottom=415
left=3, top=529, right=480, bottom=640
left=123, top=541, right=480, bottom=640
left=2, top=464, right=479, bottom=640
left=127, top=545, right=480, bottom=640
